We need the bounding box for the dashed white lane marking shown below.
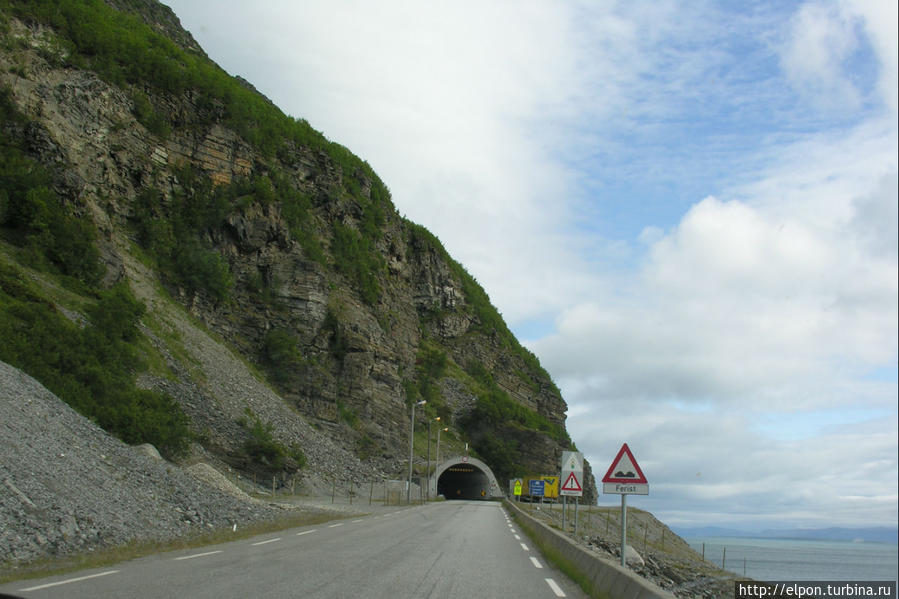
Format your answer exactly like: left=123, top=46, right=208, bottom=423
left=520, top=543, right=529, bottom=551
left=514, top=534, right=521, bottom=540
left=297, top=530, right=316, bottom=536
left=328, top=523, right=344, bottom=528
left=174, top=550, right=222, bottom=561
left=546, top=578, right=567, bottom=597
left=251, top=537, right=281, bottom=546
left=530, top=557, right=543, bottom=569
left=20, top=570, right=119, bottom=592
left=352, top=519, right=363, bottom=523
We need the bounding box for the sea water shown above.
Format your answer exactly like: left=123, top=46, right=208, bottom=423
left=686, top=537, right=898, bottom=583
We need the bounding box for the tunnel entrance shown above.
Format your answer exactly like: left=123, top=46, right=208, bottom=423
left=438, top=464, right=488, bottom=500
left=432, top=456, right=502, bottom=500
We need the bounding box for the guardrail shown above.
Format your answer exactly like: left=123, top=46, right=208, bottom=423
left=505, top=499, right=676, bottom=599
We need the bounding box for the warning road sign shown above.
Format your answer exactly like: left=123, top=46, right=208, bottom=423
left=561, top=472, right=582, bottom=493
left=602, top=443, right=648, bottom=495
left=560, top=450, right=584, bottom=497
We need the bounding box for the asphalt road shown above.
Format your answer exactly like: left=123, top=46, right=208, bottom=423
left=1, top=501, right=589, bottom=598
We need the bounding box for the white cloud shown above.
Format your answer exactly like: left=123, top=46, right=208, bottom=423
left=779, top=2, right=863, bottom=110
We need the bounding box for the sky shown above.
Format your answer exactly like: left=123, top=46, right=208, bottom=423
left=164, top=0, right=898, bottom=532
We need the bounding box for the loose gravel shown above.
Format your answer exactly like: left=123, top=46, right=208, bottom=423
left=0, top=360, right=287, bottom=571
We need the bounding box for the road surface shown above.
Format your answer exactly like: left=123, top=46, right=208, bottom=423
left=1, top=500, right=589, bottom=598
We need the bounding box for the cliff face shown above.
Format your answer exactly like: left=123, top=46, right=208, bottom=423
left=0, top=1, right=596, bottom=500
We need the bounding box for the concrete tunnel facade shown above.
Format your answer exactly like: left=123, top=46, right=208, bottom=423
left=429, top=455, right=503, bottom=500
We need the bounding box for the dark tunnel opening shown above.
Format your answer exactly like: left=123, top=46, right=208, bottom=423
left=437, top=464, right=490, bottom=500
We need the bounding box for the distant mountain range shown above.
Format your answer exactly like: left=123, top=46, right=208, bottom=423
left=673, top=526, right=898, bottom=544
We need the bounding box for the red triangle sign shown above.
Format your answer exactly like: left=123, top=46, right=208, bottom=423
left=561, top=471, right=582, bottom=492
left=602, top=443, right=648, bottom=484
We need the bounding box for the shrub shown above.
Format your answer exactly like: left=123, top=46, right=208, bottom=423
left=240, top=409, right=306, bottom=474
left=261, top=328, right=301, bottom=385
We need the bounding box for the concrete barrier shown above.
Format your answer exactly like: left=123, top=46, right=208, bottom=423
left=505, top=500, right=676, bottom=599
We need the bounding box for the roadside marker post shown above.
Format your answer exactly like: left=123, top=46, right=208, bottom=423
left=601, top=443, right=649, bottom=567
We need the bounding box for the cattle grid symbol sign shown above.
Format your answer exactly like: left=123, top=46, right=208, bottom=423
left=560, top=450, right=584, bottom=497
left=601, top=443, right=648, bottom=495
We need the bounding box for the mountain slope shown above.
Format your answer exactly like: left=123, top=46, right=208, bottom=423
left=0, top=0, right=596, bottom=499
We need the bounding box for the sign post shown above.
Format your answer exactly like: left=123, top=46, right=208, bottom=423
left=601, top=443, right=649, bottom=567
left=513, top=479, right=523, bottom=501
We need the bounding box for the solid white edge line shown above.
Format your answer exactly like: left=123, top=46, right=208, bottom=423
left=530, top=556, right=543, bottom=569
left=174, top=550, right=223, bottom=561
left=251, top=537, right=281, bottom=546
left=20, top=570, right=119, bottom=592
left=297, top=530, right=317, bottom=536
left=545, top=578, right=567, bottom=597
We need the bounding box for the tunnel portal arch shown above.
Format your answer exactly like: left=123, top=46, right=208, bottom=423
left=431, top=455, right=502, bottom=500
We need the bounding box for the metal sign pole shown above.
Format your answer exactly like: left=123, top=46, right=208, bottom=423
left=562, top=496, right=566, bottom=531
left=574, top=497, right=579, bottom=536
left=620, top=493, right=628, bottom=567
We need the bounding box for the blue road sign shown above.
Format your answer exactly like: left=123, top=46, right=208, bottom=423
left=529, top=479, right=545, bottom=497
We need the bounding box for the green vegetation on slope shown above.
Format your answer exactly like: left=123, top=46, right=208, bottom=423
left=0, top=264, right=191, bottom=458
left=0, top=89, right=103, bottom=287
left=406, top=221, right=558, bottom=392
left=460, top=361, right=570, bottom=482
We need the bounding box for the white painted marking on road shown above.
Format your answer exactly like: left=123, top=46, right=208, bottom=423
left=530, top=557, right=543, bottom=569
left=328, top=523, right=344, bottom=528
left=174, top=550, right=222, bottom=561
left=546, top=578, right=566, bottom=597
left=352, top=519, right=363, bottom=523
left=514, top=534, right=521, bottom=540
left=20, top=570, right=119, bottom=592
left=296, top=530, right=316, bottom=536
left=520, top=542, right=529, bottom=551
left=251, top=537, right=281, bottom=546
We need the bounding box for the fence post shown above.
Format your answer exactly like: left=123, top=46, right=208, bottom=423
left=369, top=481, right=374, bottom=505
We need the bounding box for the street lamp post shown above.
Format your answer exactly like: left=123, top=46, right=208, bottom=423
left=436, top=424, right=448, bottom=494
left=407, top=400, right=426, bottom=504
left=427, top=417, right=442, bottom=501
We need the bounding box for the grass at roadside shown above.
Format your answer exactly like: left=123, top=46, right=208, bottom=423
left=0, top=509, right=348, bottom=585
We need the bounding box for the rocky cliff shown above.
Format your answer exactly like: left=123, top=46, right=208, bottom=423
left=0, top=0, right=596, bottom=501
